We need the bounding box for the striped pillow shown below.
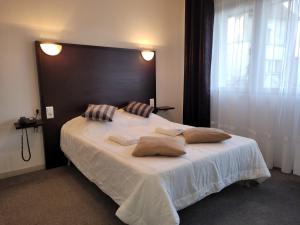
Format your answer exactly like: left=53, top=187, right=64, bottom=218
left=124, top=101, right=154, bottom=118
left=82, top=104, right=117, bottom=122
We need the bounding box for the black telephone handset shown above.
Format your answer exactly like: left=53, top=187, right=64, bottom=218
left=19, top=117, right=37, bottom=126
left=18, top=117, right=37, bottom=162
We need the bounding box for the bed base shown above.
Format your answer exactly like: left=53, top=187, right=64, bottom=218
left=237, top=180, right=259, bottom=188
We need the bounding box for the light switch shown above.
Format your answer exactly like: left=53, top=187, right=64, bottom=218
left=46, top=106, right=54, bottom=119
left=149, top=98, right=155, bottom=107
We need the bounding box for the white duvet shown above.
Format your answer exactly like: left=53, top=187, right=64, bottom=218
left=60, top=110, right=270, bottom=225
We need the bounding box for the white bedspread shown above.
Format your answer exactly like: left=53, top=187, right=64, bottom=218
left=60, top=110, right=270, bottom=225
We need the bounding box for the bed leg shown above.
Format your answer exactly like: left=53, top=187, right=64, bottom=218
left=238, top=180, right=259, bottom=188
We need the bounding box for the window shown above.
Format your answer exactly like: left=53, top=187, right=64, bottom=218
left=217, top=0, right=300, bottom=93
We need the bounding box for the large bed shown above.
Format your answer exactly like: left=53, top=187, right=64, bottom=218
left=35, top=41, right=270, bottom=225
left=61, top=109, right=270, bottom=225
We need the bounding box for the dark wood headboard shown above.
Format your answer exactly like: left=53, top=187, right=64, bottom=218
left=35, top=41, right=156, bottom=169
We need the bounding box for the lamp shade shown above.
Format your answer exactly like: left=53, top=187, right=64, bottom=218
left=40, top=43, right=62, bottom=56
left=141, top=50, right=155, bottom=61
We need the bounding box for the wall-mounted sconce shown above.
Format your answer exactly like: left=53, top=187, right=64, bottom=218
left=40, top=43, right=62, bottom=56
left=141, top=50, right=155, bottom=61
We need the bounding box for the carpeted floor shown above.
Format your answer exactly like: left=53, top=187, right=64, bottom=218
left=0, top=167, right=299, bottom=225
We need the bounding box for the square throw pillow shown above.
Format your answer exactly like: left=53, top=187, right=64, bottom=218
left=82, top=104, right=117, bottom=122
left=183, top=128, right=231, bottom=143
left=132, top=136, right=186, bottom=157
left=124, top=101, right=154, bottom=118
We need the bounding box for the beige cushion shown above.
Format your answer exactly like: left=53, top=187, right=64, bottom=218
left=132, top=136, right=186, bottom=157
left=183, top=128, right=231, bottom=144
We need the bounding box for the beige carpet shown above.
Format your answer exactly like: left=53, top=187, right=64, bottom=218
left=0, top=167, right=299, bottom=225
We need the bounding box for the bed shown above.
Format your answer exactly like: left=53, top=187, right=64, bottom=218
left=60, top=109, right=270, bottom=225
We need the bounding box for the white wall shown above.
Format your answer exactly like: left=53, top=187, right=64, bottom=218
left=0, top=0, right=185, bottom=177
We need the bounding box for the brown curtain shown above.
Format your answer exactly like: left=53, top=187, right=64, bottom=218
left=183, top=0, right=214, bottom=127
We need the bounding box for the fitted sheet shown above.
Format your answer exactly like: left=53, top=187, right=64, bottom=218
left=60, top=110, right=271, bottom=225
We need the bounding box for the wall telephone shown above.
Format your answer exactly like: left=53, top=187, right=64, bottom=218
left=18, top=117, right=37, bottom=126
left=18, top=110, right=40, bottom=162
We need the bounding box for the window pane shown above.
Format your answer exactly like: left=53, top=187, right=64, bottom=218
left=223, top=10, right=253, bottom=89
left=296, top=20, right=300, bottom=57
left=263, top=1, right=288, bottom=89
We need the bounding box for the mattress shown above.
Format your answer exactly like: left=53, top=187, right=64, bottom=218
left=60, top=110, right=270, bottom=225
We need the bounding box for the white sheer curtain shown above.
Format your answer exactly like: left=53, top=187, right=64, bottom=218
left=211, top=0, right=300, bottom=175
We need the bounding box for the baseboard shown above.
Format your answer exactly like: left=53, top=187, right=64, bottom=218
left=0, top=165, right=45, bottom=180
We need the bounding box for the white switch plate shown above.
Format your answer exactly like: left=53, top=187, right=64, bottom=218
left=46, top=106, right=54, bottom=119
left=149, top=98, right=155, bottom=107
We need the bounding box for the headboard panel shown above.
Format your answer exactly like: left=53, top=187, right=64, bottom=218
left=35, top=41, right=156, bottom=168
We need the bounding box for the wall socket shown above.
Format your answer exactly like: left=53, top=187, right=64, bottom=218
left=149, top=98, right=155, bottom=107
left=46, top=106, right=54, bottom=119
